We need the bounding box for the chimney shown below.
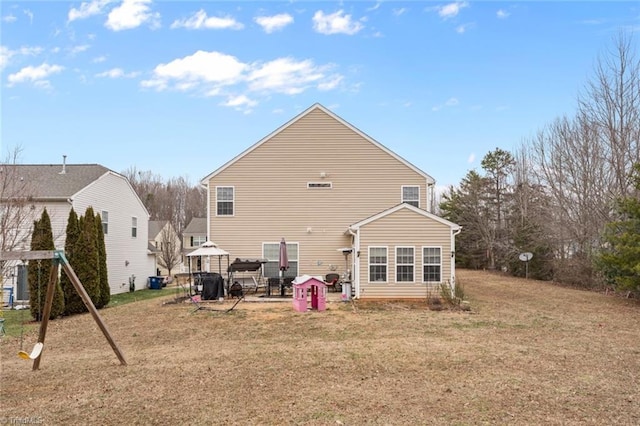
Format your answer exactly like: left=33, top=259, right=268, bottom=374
left=60, top=155, right=67, bottom=174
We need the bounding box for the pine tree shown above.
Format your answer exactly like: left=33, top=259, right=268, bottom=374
left=62, top=208, right=86, bottom=315
left=95, top=211, right=110, bottom=308
left=597, top=164, right=640, bottom=295
left=28, top=208, right=65, bottom=321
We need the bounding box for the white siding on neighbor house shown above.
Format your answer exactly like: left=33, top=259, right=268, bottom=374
left=204, top=107, right=430, bottom=280
left=73, top=172, right=154, bottom=295
left=355, top=208, right=455, bottom=299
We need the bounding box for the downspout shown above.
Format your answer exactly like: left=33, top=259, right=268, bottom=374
left=451, top=227, right=462, bottom=295
left=348, top=227, right=359, bottom=299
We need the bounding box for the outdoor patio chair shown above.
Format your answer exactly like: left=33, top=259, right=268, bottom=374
left=325, top=273, right=340, bottom=292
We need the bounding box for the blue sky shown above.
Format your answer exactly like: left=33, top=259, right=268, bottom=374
left=1, top=1, right=638, bottom=190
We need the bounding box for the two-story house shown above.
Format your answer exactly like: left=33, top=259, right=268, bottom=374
left=148, top=220, right=182, bottom=276
left=200, top=104, right=461, bottom=299
left=182, top=217, right=207, bottom=272
left=1, top=162, right=156, bottom=295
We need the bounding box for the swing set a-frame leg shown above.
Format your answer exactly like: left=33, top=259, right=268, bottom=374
left=27, top=250, right=127, bottom=370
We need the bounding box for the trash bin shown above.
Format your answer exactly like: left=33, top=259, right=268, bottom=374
left=148, top=276, right=163, bottom=290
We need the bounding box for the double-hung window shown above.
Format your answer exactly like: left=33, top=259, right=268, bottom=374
left=131, top=217, right=137, bottom=238
left=101, top=211, right=109, bottom=235
left=216, top=186, right=234, bottom=216
left=369, top=247, right=388, bottom=282
left=402, top=186, right=420, bottom=207
left=423, top=247, right=442, bottom=282
left=396, top=247, right=415, bottom=282
left=191, top=236, right=206, bottom=247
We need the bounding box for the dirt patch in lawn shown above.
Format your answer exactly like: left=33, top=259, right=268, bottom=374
left=1, top=270, right=639, bottom=425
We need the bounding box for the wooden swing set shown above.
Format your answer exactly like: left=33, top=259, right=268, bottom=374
left=0, top=249, right=127, bottom=370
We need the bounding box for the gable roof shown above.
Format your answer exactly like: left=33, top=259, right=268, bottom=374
left=349, top=203, right=461, bottom=231
left=200, top=103, right=435, bottom=185
left=183, top=217, right=206, bottom=234
left=148, top=220, right=168, bottom=239
left=3, top=164, right=111, bottom=200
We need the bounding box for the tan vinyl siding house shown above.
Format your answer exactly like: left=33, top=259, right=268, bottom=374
left=201, top=103, right=460, bottom=299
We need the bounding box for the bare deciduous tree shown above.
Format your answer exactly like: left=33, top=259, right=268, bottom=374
left=157, top=223, right=182, bottom=277
left=0, top=147, right=37, bottom=281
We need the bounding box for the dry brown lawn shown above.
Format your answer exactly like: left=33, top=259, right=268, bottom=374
left=1, top=270, right=639, bottom=425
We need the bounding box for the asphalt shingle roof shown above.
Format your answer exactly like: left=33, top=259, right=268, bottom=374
left=4, top=164, right=111, bottom=199
left=183, top=217, right=206, bottom=234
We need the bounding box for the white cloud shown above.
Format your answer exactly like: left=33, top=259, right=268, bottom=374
left=171, top=10, right=243, bottom=30
left=142, top=50, right=344, bottom=109
left=437, top=2, right=468, bottom=19
left=23, top=9, right=33, bottom=24
left=95, top=67, right=139, bottom=78
left=254, top=13, right=293, bottom=33
left=393, top=8, right=408, bottom=17
left=445, top=97, right=459, bottom=106
left=467, top=153, right=475, bottom=164
left=221, top=95, right=257, bottom=114
left=367, top=1, right=382, bottom=12
left=92, top=55, right=107, bottom=63
left=68, top=0, right=113, bottom=22
left=0, top=45, right=44, bottom=70
left=142, top=50, right=247, bottom=91
left=312, top=10, right=364, bottom=35
left=2, top=14, right=17, bottom=23
left=455, top=23, right=473, bottom=34
left=105, top=0, right=160, bottom=31
left=7, top=63, right=64, bottom=87
left=496, top=9, right=510, bottom=19
left=432, top=97, right=460, bottom=111
left=68, top=44, right=91, bottom=55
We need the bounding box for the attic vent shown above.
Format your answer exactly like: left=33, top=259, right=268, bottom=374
left=307, top=182, right=332, bottom=189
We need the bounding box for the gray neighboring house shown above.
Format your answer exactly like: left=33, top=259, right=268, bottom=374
left=2, top=162, right=155, bottom=294
left=182, top=217, right=207, bottom=272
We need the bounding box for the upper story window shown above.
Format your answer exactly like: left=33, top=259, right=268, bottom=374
left=101, top=211, right=109, bottom=235
left=131, top=217, right=137, bottom=238
left=369, top=246, right=388, bottom=283
left=396, top=246, right=415, bottom=282
left=307, top=182, right=332, bottom=189
left=190, top=235, right=206, bottom=247
left=402, top=186, right=420, bottom=207
left=216, top=186, right=234, bottom=216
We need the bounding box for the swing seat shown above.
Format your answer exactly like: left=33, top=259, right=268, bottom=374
left=18, top=342, right=44, bottom=360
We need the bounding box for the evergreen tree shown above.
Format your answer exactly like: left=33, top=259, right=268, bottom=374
left=28, top=208, right=65, bottom=321
left=597, top=163, right=640, bottom=295
left=62, top=208, right=86, bottom=315
left=73, top=207, right=101, bottom=311
left=95, top=211, right=110, bottom=308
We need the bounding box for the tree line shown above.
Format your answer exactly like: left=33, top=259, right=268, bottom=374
left=439, top=33, right=640, bottom=295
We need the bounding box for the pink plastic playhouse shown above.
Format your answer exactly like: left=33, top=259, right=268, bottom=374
left=292, top=275, right=327, bottom=312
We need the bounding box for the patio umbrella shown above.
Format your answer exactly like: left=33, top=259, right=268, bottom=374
left=279, top=238, right=289, bottom=294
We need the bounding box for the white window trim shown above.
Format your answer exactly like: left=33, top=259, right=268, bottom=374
left=262, top=241, right=300, bottom=278
left=101, top=210, right=109, bottom=235
left=395, top=246, right=415, bottom=283
left=401, top=185, right=420, bottom=208
left=422, top=246, right=443, bottom=283
left=131, top=216, right=138, bottom=238
left=368, top=246, right=388, bottom=283
left=216, top=186, right=235, bottom=217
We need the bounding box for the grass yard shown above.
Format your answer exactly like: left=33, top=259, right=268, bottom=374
left=1, top=270, right=639, bottom=425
